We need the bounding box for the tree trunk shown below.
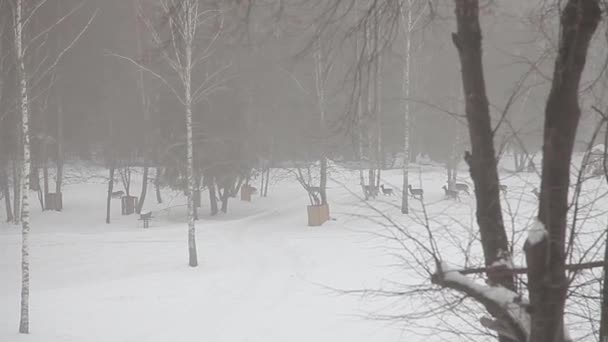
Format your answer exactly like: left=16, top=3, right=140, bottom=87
left=13, top=160, right=21, bottom=223
left=136, top=164, right=148, bottom=214
left=55, top=97, right=63, bottom=201
left=106, top=164, right=115, bottom=224
left=120, top=167, right=131, bottom=197
left=185, top=62, right=197, bottom=267
left=320, top=157, right=328, bottom=205
left=134, top=7, right=150, bottom=217
left=208, top=176, right=218, bottom=216
left=600, top=230, right=608, bottom=342
left=42, top=157, right=48, bottom=210
left=15, top=0, right=32, bottom=332
left=1, top=165, right=13, bottom=222
left=29, top=164, right=39, bottom=191
left=374, top=10, right=383, bottom=198
left=525, top=2, right=600, bottom=342
left=220, top=185, right=229, bottom=213
left=314, top=37, right=329, bottom=207
left=155, top=167, right=162, bottom=204
left=259, top=165, right=265, bottom=197
left=452, top=0, right=512, bottom=286
left=263, top=167, right=270, bottom=197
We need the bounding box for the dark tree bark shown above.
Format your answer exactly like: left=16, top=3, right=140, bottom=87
left=320, top=157, right=328, bottom=205
left=1, top=165, right=13, bottom=222
left=259, top=168, right=265, bottom=197
left=29, top=164, right=39, bottom=191
left=55, top=98, right=64, bottom=203
left=452, top=0, right=513, bottom=288
left=42, top=156, right=48, bottom=210
left=220, top=190, right=229, bottom=213
left=263, top=167, right=270, bottom=197
left=206, top=173, right=218, bottom=216
left=155, top=167, right=163, bottom=204
left=219, top=179, right=232, bottom=213
left=136, top=164, right=149, bottom=214
left=368, top=169, right=376, bottom=197
left=600, top=231, right=608, bottom=342
left=525, top=2, right=600, bottom=342
left=106, top=164, right=115, bottom=224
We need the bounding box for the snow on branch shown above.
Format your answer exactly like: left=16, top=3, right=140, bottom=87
left=527, top=219, right=548, bottom=246
left=432, top=262, right=529, bottom=342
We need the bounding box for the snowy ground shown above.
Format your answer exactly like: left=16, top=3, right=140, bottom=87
left=0, top=160, right=603, bottom=341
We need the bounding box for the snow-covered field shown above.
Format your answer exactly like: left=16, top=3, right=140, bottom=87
left=0, top=160, right=603, bottom=342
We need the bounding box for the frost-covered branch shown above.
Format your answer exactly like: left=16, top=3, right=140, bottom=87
left=432, top=262, right=529, bottom=342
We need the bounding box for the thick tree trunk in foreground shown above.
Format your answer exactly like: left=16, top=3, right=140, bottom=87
left=452, top=0, right=512, bottom=286
left=600, top=231, right=608, bottom=342
left=525, top=2, right=600, bottom=342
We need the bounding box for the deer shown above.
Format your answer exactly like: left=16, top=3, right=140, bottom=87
left=111, top=190, right=125, bottom=199
left=408, top=184, right=423, bottom=199
left=380, top=184, right=394, bottom=196
left=453, top=182, right=470, bottom=195
left=442, top=185, right=461, bottom=201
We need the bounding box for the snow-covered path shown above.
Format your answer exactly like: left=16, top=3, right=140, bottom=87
left=0, top=174, right=403, bottom=342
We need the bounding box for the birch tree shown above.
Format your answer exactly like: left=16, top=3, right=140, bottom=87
left=399, top=0, right=412, bottom=214
left=9, top=0, right=96, bottom=332
left=13, top=0, right=32, bottom=332
left=115, top=0, right=229, bottom=267
left=313, top=36, right=330, bottom=206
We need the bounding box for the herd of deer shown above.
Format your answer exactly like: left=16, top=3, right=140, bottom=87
left=110, top=181, right=533, bottom=204
left=406, top=182, right=510, bottom=202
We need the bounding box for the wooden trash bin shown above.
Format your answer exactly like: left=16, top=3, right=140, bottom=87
left=44, top=192, right=63, bottom=211
left=307, top=203, right=330, bottom=226
left=241, top=185, right=252, bottom=202
left=121, top=196, right=138, bottom=215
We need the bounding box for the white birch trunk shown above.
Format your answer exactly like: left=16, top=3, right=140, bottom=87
left=184, top=2, right=198, bottom=267
left=353, top=1, right=367, bottom=199
left=313, top=37, right=328, bottom=206
left=375, top=33, right=382, bottom=189
left=400, top=0, right=413, bottom=214
left=365, top=20, right=377, bottom=198
left=15, top=0, right=31, bottom=333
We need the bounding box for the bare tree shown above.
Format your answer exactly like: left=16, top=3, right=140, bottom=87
left=13, top=0, right=33, bottom=332
left=8, top=0, right=96, bottom=332
left=400, top=0, right=413, bottom=214
left=114, top=0, right=230, bottom=267
left=430, top=1, right=602, bottom=342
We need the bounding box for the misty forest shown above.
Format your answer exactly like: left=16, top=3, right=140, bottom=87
left=2, top=0, right=608, bottom=341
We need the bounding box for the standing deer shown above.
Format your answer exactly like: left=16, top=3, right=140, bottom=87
left=442, top=185, right=461, bottom=201
left=380, top=184, right=394, bottom=196
left=453, top=182, right=470, bottom=195
left=408, top=184, right=423, bottom=199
